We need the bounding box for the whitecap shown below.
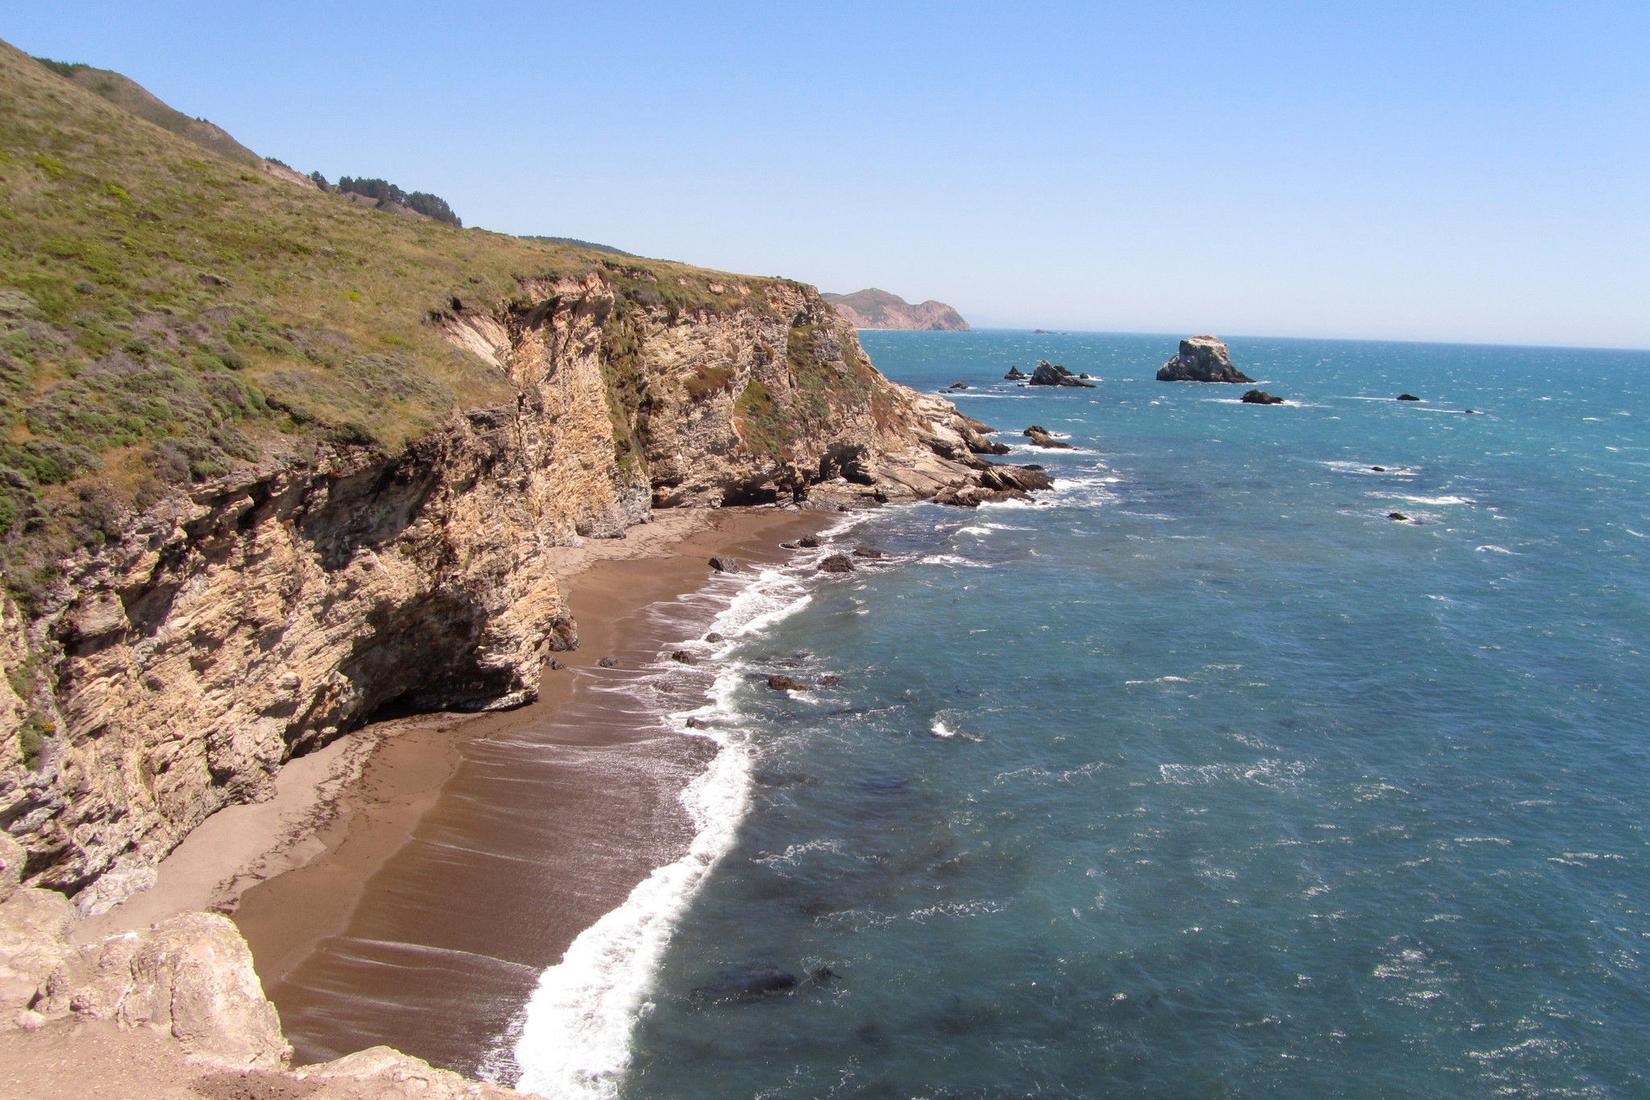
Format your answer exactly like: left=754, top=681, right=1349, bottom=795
left=1475, top=544, right=1517, bottom=555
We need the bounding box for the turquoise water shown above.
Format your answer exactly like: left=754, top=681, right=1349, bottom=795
left=604, top=333, right=1650, bottom=1097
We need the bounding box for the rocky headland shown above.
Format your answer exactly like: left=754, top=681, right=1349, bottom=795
left=1156, top=336, right=1254, bottom=383
left=821, top=288, right=970, bottom=331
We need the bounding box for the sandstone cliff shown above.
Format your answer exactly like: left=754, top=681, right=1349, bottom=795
left=0, top=268, right=1035, bottom=909
left=822, top=288, right=970, bottom=331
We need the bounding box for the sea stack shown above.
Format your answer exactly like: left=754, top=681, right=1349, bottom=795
left=1157, top=336, right=1254, bottom=383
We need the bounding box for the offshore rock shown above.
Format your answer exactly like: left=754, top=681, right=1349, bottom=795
left=1024, top=425, right=1074, bottom=449
left=1157, top=336, right=1254, bottom=383
left=766, top=675, right=811, bottom=692
left=818, top=554, right=855, bottom=574
left=1397, top=393, right=1421, bottom=401
left=1029, top=361, right=1095, bottom=388
left=1241, top=389, right=1284, bottom=405
left=1004, top=366, right=1028, bottom=380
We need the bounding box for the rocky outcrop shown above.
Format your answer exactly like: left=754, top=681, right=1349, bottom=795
left=0, top=275, right=1048, bottom=906
left=1029, top=361, right=1095, bottom=388
left=817, top=554, right=855, bottom=575
left=1023, top=425, right=1074, bottom=449
left=932, top=463, right=1054, bottom=507
left=1397, top=393, right=1420, bottom=401
left=0, top=890, right=515, bottom=1097
left=38, top=911, right=288, bottom=1068
left=1156, top=336, right=1253, bottom=383
left=1241, top=389, right=1284, bottom=405
left=1004, top=366, right=1028, bottom=380
left=822, top=288, right=969, bottom=331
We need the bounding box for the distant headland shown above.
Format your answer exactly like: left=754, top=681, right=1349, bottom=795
left=823, top=288, right=970, bottom=331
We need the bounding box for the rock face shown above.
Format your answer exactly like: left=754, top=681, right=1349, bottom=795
left=39, top=911, right=288, bottom=1068
left=822, top=288, right=969, bottom=331
left=1241, top=389, right=1284, bottom=405
left=1156, top=336, right=1254, bottom=383
left=1029, top=361, right=1095, bottom=388
left=0, top=275, right=1052, bottom=906
left=1023, top=425, right=1074, bottom=449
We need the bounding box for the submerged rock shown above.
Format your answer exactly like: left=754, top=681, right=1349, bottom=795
left=669, top=650, right=696, bottom=664
left=1023, top=425, right=1074, bottom=449
left=1028, top=361, right=1095, bottom=388
left=704, top=631, right=725, bottom=644
left=798, top=535, right=821, bottom=549
left=852, top=546, right=884, bottom=559
left=767, top=674, right=811, bottom=692
left=1241, top=389, right=1284, bottom=405
left=597, top=656, right=619, bottom=668
left=1157, top=336, right=1253, bottom=383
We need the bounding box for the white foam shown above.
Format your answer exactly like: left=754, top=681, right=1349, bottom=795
left=1320, top=460, right=1421, bottom=477
left=1475, top=544, right=1517, bottom=555
left=1383, top=494, right=1475, bottom=506
left=1125, top=675, right=1193, bottom=685
left=511, top=563, right=817, bottom=1099
left=919, top=553, right=988, bottom=568
left=930, top=717, right=956, bottom=738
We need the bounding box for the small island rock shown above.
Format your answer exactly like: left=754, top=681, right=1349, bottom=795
left=1004, top=366, right=1029, bottom=380
left=1157, top=336, right=1254, bottom=383
left=1397, top=393, right=1421, bottom=402
left=1029, top=361, right=1096, bottom=388
left=1241, top=389, right=1284, bottom=405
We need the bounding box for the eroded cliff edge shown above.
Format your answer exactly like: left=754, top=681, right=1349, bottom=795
left=0, top=271, right=1040, bottom=909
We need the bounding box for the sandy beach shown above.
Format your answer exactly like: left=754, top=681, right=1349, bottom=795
left=188, top=505, right=834, bottom=1075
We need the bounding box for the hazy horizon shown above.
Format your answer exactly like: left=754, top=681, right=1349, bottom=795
left=9, top=2, right=1648, bottom=350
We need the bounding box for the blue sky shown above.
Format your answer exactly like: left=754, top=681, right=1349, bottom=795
left=8, top=2, right=1649, bottom=347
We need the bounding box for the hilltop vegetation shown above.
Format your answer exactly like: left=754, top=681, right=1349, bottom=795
left=0, top=39, right=791, bottom=606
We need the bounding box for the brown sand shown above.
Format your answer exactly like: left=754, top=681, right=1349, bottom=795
left=231, top=506, right=831, bottom=1076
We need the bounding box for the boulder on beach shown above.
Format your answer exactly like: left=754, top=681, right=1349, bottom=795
left=708, top=556, right=739, bottom=573
left=670, top=650, right=696, bottom=664
left=1157, top=336, right=1254, bottom=383
left=818, top=553, right=855, bottom=573
left=597, top=656, right=619, bottom=668
left=1029, top=361, right=1095, bottom=388
left=1241, top=389, right=1284, bottom=405
left=1023, top=425, right=1074, bottom=449
left=798, top=535, right=820, bottom=549
left=1004, top=366, right=1028, bottom=380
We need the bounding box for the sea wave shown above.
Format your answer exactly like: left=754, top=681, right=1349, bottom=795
left=510, top=558, right=820, bottom=1099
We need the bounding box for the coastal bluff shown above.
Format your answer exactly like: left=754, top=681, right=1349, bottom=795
left=1156, top=336, right=1255, bottom=383
left=0, top=37, right=1049, bottom=913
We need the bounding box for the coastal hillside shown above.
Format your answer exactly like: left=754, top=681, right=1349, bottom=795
left=0, top=38, right=1034, bottom=902
left=823, top=288, right=970, bottom=331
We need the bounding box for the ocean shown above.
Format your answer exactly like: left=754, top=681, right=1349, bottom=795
left=512, top=331, right=1650, bottom=1098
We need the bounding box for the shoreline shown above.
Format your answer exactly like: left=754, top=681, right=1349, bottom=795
left=212, top=504, right=836, bottom=1077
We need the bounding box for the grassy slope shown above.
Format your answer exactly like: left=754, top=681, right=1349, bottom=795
left=34, top=57, right=264, bottom=168
left=0, top=39, right=787, bottom=605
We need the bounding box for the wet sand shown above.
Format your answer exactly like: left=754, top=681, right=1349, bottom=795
left=232, top=506, right=830, bottom=1078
